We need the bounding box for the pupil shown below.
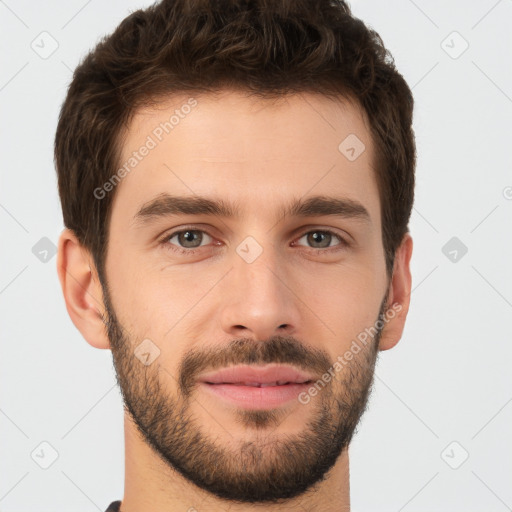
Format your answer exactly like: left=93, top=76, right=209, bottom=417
left=310, top=231, right=330, bottom=248
left=180, top=230, right=201, bottom=247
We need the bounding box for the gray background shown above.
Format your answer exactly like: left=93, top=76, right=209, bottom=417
left=1, top=0, right=511, bottom=510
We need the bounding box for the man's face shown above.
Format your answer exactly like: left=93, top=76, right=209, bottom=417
left=102, top=90, right=391, bottom=502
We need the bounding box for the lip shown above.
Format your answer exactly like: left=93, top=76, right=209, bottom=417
left=198, top=364, right=316, bottom=386
left=200, top=382, right=312, bottom=409
left=198, top=364, right=315, bottom=410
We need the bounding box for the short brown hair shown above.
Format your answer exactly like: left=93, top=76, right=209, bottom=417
left=54, top=0, right=415, bottom=284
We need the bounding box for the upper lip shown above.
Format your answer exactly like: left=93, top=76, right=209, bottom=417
left=198, top=364, right=315, bottom=385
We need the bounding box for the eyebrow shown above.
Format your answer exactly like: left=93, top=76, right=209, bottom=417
left=132, top=193, right=371, bottom=227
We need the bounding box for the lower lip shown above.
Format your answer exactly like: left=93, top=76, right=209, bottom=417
left=200, top=382, right=312, bottom=409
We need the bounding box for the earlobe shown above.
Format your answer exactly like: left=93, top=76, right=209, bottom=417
left=56, top=228, right=111, bottom=350
left=378, top=233, right=413, bottom=351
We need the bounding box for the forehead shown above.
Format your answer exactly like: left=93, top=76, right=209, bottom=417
left=111, top=89, right=380, bottom=226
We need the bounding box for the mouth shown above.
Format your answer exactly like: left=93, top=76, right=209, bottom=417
left=197, top=365, right=316, bottom=409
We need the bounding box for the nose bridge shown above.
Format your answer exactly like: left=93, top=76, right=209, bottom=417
left=219, top=233, right=300, bottom=339
left=237, top=239, right=281, bottom=298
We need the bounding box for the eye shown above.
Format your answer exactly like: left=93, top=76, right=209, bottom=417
left=159, top=227, right=349, bottom=257
left=294, top=229, right=348, bottom=251
left=162, top=228, right=214, bottom=254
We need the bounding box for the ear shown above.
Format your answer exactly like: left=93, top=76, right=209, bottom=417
left=56, top=228, right=111, bottom=350
left=378, top=233, right=413, bottom=351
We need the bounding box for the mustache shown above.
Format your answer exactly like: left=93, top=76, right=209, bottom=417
left=178, top=335, right=333, bottom=397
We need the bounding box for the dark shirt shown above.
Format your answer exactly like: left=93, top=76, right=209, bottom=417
left=105, top=501, right=121, bottom=512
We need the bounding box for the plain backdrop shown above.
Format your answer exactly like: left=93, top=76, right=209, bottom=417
left=0, top=1, right=511, bottom=511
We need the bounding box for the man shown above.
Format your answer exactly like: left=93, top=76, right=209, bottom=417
left=55, top=0, right=415, bottom=510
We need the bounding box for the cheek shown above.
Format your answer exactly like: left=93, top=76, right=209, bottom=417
left=113, top=262, right=221, bottom=347
left=296, top=262, right=385, bottom=341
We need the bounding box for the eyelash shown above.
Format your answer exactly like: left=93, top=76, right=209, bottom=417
left=158, top=226, right=350, bottom=256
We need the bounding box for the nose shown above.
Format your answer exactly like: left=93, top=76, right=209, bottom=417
left=219, top=242, right=301, bottom=341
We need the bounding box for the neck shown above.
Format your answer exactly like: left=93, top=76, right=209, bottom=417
left=119, top=414, right=351, bottom=512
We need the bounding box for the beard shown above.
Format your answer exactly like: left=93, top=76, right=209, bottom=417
left=101, top=280, right=387, bottom=504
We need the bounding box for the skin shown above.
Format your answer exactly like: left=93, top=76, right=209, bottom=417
left=57, top=89, right=413, bottom=511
